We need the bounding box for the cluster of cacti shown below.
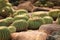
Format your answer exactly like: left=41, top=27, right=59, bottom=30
left=14, top=9, right=28, bottom=16
left=32, top=11, right=48, bottom=18
left=11, top=20, right=28, bottom=31
left=43, top=16, right=53, bottom=24
left=49, top=10, right=60, bottom=21
left=28, top=17, right=44, bottom=29
left=8, top=26, right=16, bottom=33
left=44, top=2, right=54, bottom=8
left=0, top=26, right=11, bottom=40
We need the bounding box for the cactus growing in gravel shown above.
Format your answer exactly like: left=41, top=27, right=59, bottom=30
left=0, top=26, right=11, bottom=40
left=28, top=17, right=44, bottom=29
left=14, top=15, right=29, bottom=21
left=11, top=20, right=28, bottom=31
left=8, top=26, right=16, bottom=33
left=49, top=10, right=60, bottom=21
left=43, top=16, right=53, bottom=24
left=32, top=11, right=48, bottom=17
left=14, top=9, right=28, bottom=16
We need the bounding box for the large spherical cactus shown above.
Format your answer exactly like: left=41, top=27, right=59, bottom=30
left=8, top=26, right=16, bottom=33
left=43, top=16, right=53, bottom=24
left=0, top=19, right=8, bottom=26
left=11, top=20, right=28, bottom=31
left=14, top=9, right=28, bottom=16
left=0, top=26, right=11, bottom=40
left=49, top=9, right=60, bottom=21
left=28, top=17, right=44, bottom=29
left=14, top=15, right=29, bottom=21
left=32, top=11, right=48, bottom=18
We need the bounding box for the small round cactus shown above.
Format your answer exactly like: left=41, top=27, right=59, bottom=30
left=14, top=9, right=28, bottom=16
left=43, top=16, right=53, bottom=24
left=0, top=19, right=8, bottom=26
left=14, top=14, right=29, bottom=21
left=4, top=17, right=13, bottom=26
left=8, top=26, right=16, bottom=33
left=11, top=20, right=28, bottom=31
left=28, top=17, right=44, bottom=29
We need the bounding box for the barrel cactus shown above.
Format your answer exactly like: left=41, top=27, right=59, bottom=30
left=11, top=20, right=28, bottom=31
left=43, top=16, right=53, bottom=24
left=0, top=0, right=13, bottom=18
left=0, top=26, right=11, bottom=40
left=14, top=15, right=29, bottom=21
left=8, top=26, right=16, bottom=33
left=14, top=9, right=28, bottom=16
left=4, top=17, right=13, bottom=26
left=0, top=19, right=8, bottom=26
left=32, top=11, right=48, bottom=17
left=0, top=6, right=13, bottom=18
left=49, top=9, right=60, bottom=21
left=28, top=17, right=44, bottom=29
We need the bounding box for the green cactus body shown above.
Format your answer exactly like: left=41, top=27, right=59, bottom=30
left=0, top=27, right=11, bottom=40
left=6, top=3, right=12, bottom=7
left=28, top=17, right=44, bottom=29
left=4, top=17, right=13, bottom=26
left=14, top=15, right=29, bottom=21
left=43, top=16, right=53, bottom=24
left=0, top=0, right=7, bottom=10
left=11, top=20, right=28, bottom=31
left=44, top=2, right=54, bottom=7
left=0, top=19, right=8, bottom=26
left=14, top=9, right=28, bottom=16
left=8, top=26, right=16, bottom=33
left=49, top=10, right=60, bottom=21
left=0, top=6, right=13, bottom=17
left=32, top=11, right=48, bottom=18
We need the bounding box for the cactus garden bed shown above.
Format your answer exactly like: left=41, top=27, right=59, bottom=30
left=0, top=0, right=60, bottom=40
